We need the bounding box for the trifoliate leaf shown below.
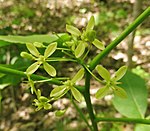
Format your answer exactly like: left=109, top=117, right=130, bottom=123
left=33, top=42, right=45, bottom=48
left=26, top=43, right=40, bottom=57
left=113, top=66, right=127, bottom=81
left=43, top=62, right=56, bottom=77
left=96, top=65, right=110, bottom=81
left=20, top=52, right=35, bottom=60
left=44, top=103, right=52, bottom=110
left=71, top=68, right=84, bottom=83
left=71, top=87, right=83, bottom=102
left=86, top=16, right=95, bottom=32
left=92, top=39, right=105, bottom=50
left=95, top=86, right=109, bottom=99
left=66, top=25, right=81, bottom=37
left=26, top=62, right=41, bottom=75
left=86, top=30, right=96, bottom=42
left=75, top=42, right=85, bottom=58
left=44, top=42, right=57, bottom=58
left=39, top=96, right=49, bottom=103
left=113, top=86, right=127, bottom=98
left=55, top=109, right=66, bottom=117
left=50, top=86, right=67, bottom=98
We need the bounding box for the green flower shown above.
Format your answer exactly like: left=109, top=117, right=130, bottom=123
left=33, top=89, right=52, bottom=111
left=50, top=68, right=84, bottom=102
left=21, top=42, right=57, bottom=77
left=95, top=65, right=128, bottom=99
left=66, top=16, right=105, bottom=58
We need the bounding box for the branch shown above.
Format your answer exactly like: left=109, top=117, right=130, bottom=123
left=95, top=117, right=150, bottom=125
left=89, top=6, right=150, bottom=70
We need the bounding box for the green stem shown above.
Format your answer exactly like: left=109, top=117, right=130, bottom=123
left=71, top=99, right=93, bottom=130
left=0, top=65, right=61, bottom=85
left=95, top=117, right=150, bottom=124
left=89, top=6, right=150, bottom=70
left=84, top=71, right=98, bottom=131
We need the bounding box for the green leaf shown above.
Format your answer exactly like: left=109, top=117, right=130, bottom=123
left=92, top=39, right=105, bottom=50
left=0, top=41, right=11, bottom=47
left=0, top=34, right=67, bottom=44
left=112, top=71, right=148, bottom=118
left=37, top=89, right=41, bottom=98
left=55, top=109, right=66, bottom=117
left=26, top=43, right=40, bottom=57
left=86, top=16, right=95, bottom=32
left=113, top=86, right=127, bottom=99
left=26, top=62, right=41, bottom=75
left=71, top=68, right=84, bottom=83
left=95, top=86, right=109, bottom=99
left=135, top=124, right=150, bottom=131
left=43, top=62, right=56, bottom=77
left=96, top=65, right=110, bottom=81
left=44, top=103, right=52, bottom=110
left=20, top=52, right=35, bottom=60
left=50, top=86, right=67, bottom=98
left=71, top=87, right=83, bottom=102
left=0, top=83, right=10, bottom=90
left=44, top=42, right=57, bottom=58
left=75, top=42, right=85, bottom=58
left=66, top=25, right=81, bottom=37
left=113, top=66, right=127, bottom=81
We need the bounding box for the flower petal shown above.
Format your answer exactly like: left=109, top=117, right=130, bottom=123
left=113, top=66, right=127, bottom=81
left=50, top=86, right=67, bottom=99
left=44, top=42, right=57, bottom=58
left=66, top=25, right=81, bottom=37
left=26, top=62, right=41, bottom=75
left=96, top=65, right=111, bottom=81
left=71, top=87, right=83, bottom=102
left=113, top=86, right=127, bottom=98
left=95, top=86, right=109, bottom=99
left=26, top=43, right=40, bottom=57
left=43, top=62, right=56, bottom=77
left=75, top=42, right=85, bottom=58
left=92, top=39, right=105, bottom=50
left=86, top=16, right=95, bottom=32
left=71, top=68, right=84, bottom=83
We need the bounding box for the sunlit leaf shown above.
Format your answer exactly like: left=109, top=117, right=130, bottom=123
left=44, top=103, right=52, bottom=110
left=113, top=86, right=127, bottom=98
left=95, top=86, right=109, bottom=99
left=0, top=83, right=10, bottom=90
left=75, top=42, right=85, bottom=58
left=26, top=62, right=41, bottom=74
left=71, top=87, right=83, bottom=102
left=86, top=16, right=95, bottom=32
left=55, top=109, right=66, bottom=117
left=71, top=68, right=84, bottom=83
left=113, top=66, right=127, bottom=81
left=20, top=52, right=35, bottom=60
left=43, top=62, right=56, bottom=77
left=96, top=65, right=110, bottom=81
left=92, top=39, right=105, bottom=50
left=44, top=42, right=57, bottom=58
left=66, top=25, right=81, bottom=37
left=26, top=43, right=40, bottom=57
left=50, top=86, right=67, bottom=98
